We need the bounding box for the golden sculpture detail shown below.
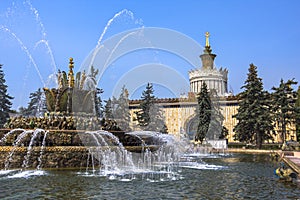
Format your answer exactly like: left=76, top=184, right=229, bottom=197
left=68, top=57, right=75, bottom=88
left=80, top=70, right=86, bottom=90
left=57, top=70, right=63, bottom=89
left=125, top=88, right=129, bottom=98
left=205, top=32, right=210, bottom=47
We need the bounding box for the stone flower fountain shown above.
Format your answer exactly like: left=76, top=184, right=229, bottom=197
left=0, top=58, right=180, bottom=174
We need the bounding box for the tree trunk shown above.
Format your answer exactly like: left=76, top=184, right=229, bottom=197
left=256, top=132, right=262, bottom=149
left=282, top=119, right=286, bottom=143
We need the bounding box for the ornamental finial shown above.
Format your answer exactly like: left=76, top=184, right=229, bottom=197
left=205, top=32, right=210, bottom=47
left=68, top=57, right=75, bottom=88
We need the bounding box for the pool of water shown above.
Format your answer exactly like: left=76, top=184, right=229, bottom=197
left=0, top=153, right=299, bottom=199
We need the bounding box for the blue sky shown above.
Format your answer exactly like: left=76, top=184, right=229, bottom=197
left=0, top=0, right=300, bottom=110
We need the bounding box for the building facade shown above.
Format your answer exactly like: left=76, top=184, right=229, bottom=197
left=129, top=33, right=296, bottom=143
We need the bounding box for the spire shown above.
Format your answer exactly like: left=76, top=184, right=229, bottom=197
left=200, top=32, right=216, bottom=70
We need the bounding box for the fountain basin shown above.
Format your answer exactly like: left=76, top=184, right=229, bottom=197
left=0, top=129, right=164, bottom=147
left=0, top=145, right=161, bottom=169
left=0, top=146, right=90, bottom=169
left=0, top=129, right=170, bottom=170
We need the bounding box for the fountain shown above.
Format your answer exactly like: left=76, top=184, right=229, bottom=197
left=43, top=58, right=96, bottom=114
left=0, top=58, right=229, bottom=181
left=0, top=127, right=189, bottom=181
left=1, top=4, right=298, bottom=199
left=0, top=58, right=192, bottom=183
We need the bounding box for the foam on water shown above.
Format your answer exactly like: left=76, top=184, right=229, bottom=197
left=120, top=178, right=132, bottom=182
left=7, top=170, right=46, bottom=179
left=0, top=169, right=17, bottom=176
left=179, top=162, right=225, bottom=170
left=77, top=166, right=181, bottom=182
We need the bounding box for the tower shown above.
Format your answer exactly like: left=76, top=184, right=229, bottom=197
left=200, top=32, right=216, bottom=70
left=188, top=32, right=228, bottom=96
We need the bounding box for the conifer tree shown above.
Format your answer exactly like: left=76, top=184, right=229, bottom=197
left=296, top=86, right=300, bottom=141
left=104, top=98, right=114, bottom=119
left=135, top=83, right=167, bottom=133
left=95, top=88, right=104, bottom=118
left=272, top=79, right=298, bottom=143
left=18, top=106, right=27, bottom=115
left=135, top=83, right=154, bottom=127
left=195, top=82, right=211, bottom=143
left=114, top=86, right=131, bottom=132
left=0, top=64, right=13, bottom=127
left=102, top=97, right=122, bottom=131
left=23, top=88, right=46, bottom=116
left=147, top=103, right=167, bottom=133
left=206, top=90, right=225, bottom=140
left=219, top=126, right=229, bottom=139
left=233, top=64, right=273, bottom=148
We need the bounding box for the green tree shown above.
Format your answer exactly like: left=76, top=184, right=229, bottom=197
left=147, top=103, right=168, bottom=133
left=135, top=83, right=154, bottom=127
left=296, top=86, right=300, bottom=141
left=101, top=97, right=122, bottom=131
left=95, top=88, right=104, bottom=118
left=114, top=86, right=131, bottom=132
left=233, top=64, right=273, bottom=149
left=195, top=82, right=211, bottom=143
left=0, top=64, right=13, bottom=127
left=18, top=106, right=27, bottom=115
left=104, top=98, right=114, bottom=119
left=23, top=88, right=46, bottom=116
left=206, top=90, right=225, bottom=140
left=135, top=83, right=167, bottom=133
left=219, top=126, right=229, bottom=140
left=272, top=79, right=298, bottom=143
